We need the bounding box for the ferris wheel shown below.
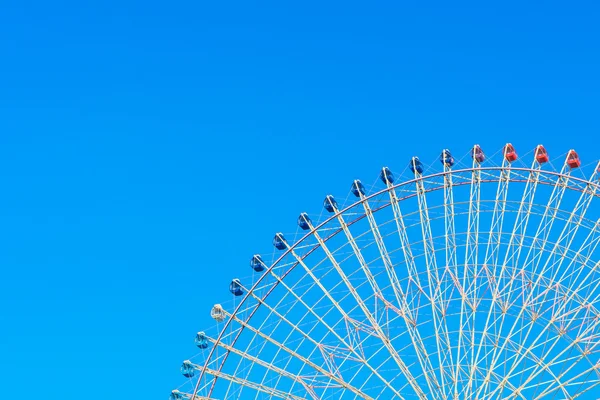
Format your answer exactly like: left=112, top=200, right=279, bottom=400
left=171, top=144, right=600, bottom=399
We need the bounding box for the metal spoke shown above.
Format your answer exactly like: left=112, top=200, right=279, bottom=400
left=171, top=147, right=600, bottom=400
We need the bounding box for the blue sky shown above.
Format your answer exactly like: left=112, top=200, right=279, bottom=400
left=1, top=1, right=600, bottom=399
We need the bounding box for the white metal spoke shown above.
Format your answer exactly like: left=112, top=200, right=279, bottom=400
left=385, top=175, right=427, bottom=296
left=175, top=150, right=600, bottom=400
left=410, top=168, right=454, bottom=398
left=466, top=162, right=572, bottom=399
left=225, top=307, right=385, bottom=398
left=468, top=154, right=513, bottom=398
left=471, top=155, right=541, bottom=398
left=202, top=333, right=324, bottom=399
left=196, top=363, right=306, bottom=400
left=442, top=161, right=460, bottom=312
left=483, top=162, right=599, bottom=399
left=457, top=151, right=483, bottom=398
left=227, top=255, right=403, bottom=398
left=343, top=190, right=432, bottom=398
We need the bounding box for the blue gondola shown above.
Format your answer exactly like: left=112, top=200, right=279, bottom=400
left=351, top=180, right=365, bottom=197
left=195, top=331, right=209, bottom=349
left=472, top=145, right=485, bottom=163
left=229, top=279, right=243, bottom=296
left=380, top=167, right=394, bottom=184
left=273, top=233, right=287, bottom=250
left=323, top=195, right=337, bottom=213
left=250, top=254, right=265, bottom=272
left=181, top=360, right=195, bottom=378
left=409, top=157, right=424, bottom=174
left=170, top=390, right=184, bottom=400
left=440, top=149, right=455, bottom=167
left=297, top=213, right=311, bottom=230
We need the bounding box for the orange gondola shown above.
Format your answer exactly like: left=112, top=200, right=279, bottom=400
left=567, top=150, right=581, bottom=169
left=504, top=143, right=518, bottom=163
left=535, top=145, right=549, bottom=164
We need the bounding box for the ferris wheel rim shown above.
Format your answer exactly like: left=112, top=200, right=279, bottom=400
left=189, top=163, right=600, bottom=399
left=223, top=166, right=600, bottom=330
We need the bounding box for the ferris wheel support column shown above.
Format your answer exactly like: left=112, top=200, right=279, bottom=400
left=301, top=217, right=434, bottom=399
left=326, top=200, right=437, bottom=398
left=334, top=189, right=434, bottom=399
left=496, top=181, right=598, bottom=397
left=455, top=149, right=483, bottom=398
left=484, top=162, right=600, bottom=399
left=442, top=161, right=460, bottom=314
left=294, top=222, right=377, bottom=325
left=411, top=164, right=454, bottom=399
left=492, top=174, right=598, bottom=396
left=328, top=205, right=385, bottom=301
left=440, top=161, right=463, bottom=399
left=384, top=173, right=453, bottom=393
left=485, top=157, right=542, bottom=349
left=380, top=171, right=454, bottom=398
left=469, top=160, right=572, bottom=399
left=355, top=185, right=422, bottom=324
left=468, top=154, right=513, bottom=398
left=471, top=154, right=542, bottom=398
left=384, top=176, right=425, bottom=293
left=496, top=220, right=600, bottom=399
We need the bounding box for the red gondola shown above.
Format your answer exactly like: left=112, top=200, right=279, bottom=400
left=567, top=150, right=581, bottom=169
left=535, top=145, right=549, bottom=164
left=504, top=143, right=518, bottom=162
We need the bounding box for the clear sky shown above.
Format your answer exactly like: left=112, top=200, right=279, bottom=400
left=1, top=1, right=600, bottom=399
